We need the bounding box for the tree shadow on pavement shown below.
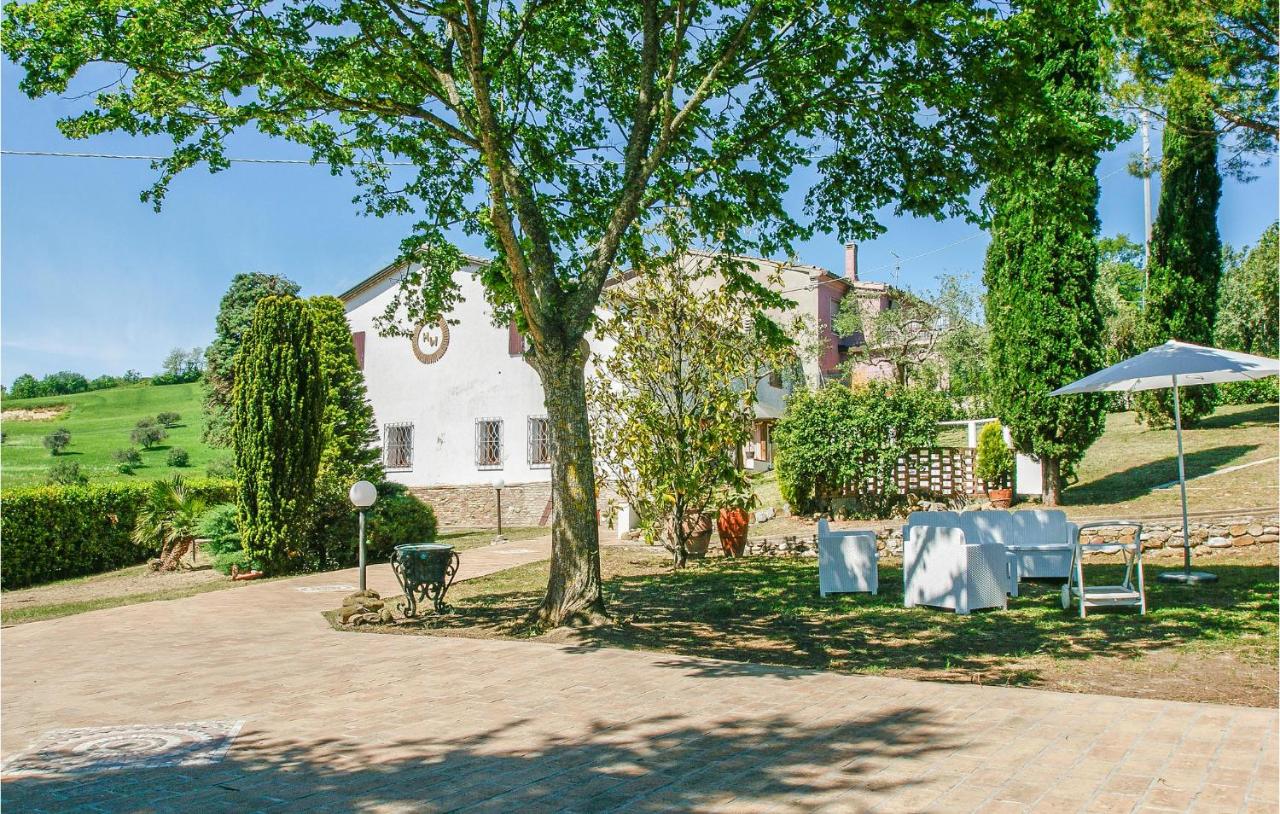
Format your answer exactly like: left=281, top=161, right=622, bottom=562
left=1, top=706, right=956, bottom=812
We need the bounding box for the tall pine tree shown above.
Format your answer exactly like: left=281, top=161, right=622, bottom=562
left=232, top=295, right=324, bottom=574
left=983, top=0, right=1118, bottom=505
left=1135, top=91, right=1223, bottom=427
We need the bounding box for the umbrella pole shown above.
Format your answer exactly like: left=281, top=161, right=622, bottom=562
left=1158, top=376, right=1218, bottom=584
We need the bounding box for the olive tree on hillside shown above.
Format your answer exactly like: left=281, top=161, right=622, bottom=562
left=5, top=0, right=1047, bottom=625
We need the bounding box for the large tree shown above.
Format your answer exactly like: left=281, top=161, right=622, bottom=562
left=983, top=0, right=1119, bottom=505
left=5, top=0, right=1036, bottom=625
left=232, top=296, right=325, bottom=575
left=1134, top=94, right=1223, bottom=428
left=204, top=273, right=301, bottom=445
left=1111, top=0, right=1278, bottom=174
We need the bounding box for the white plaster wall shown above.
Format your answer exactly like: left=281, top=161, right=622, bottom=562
left=344, top=264, right=553, bottom=488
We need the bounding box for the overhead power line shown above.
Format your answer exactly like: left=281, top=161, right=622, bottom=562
left=0, top=149, right=415, bottom=166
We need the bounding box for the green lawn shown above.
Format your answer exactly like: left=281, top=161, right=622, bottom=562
left=340, top=545, right=1278, bottom=707
left=0, top=383, right=223, bottom=487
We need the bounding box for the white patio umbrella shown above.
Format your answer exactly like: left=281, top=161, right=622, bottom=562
left=1050, top=340, right=1279, bottom=584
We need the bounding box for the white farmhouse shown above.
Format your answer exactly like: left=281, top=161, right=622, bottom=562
left=339, top=243, right=897, bottom=527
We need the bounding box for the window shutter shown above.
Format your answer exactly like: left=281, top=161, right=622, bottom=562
left=508, top=322, right=524, bottom=356
left=351, top=331, right=366, bottom=369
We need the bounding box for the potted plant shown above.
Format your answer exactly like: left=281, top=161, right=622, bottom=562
left=975, top=421, right=1015, bottom=508
left=665, top=509, right=715, bottom=559
left=717, top=484, right=758, bottom=558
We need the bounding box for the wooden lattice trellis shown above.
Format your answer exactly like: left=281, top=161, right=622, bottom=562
left=823, top=447, right=983, bottom=499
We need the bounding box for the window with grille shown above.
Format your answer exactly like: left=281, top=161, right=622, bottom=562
left=383, top=423, right=414, bottom=470
left=476, top=418, right=503, bottom=469
left=527, top=417, right=551, bottom=467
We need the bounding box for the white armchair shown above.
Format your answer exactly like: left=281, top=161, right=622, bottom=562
left=817, top=519, right=878, bottom=596
left=1009, top=510, right=1077, bottom=580
left=903, top=525, right=1008, bottom=614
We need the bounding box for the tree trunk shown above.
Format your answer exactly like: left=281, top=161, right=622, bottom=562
left=1041, top=457, right=1063, bottom=507
left=531, top=347, right=609, bottom=627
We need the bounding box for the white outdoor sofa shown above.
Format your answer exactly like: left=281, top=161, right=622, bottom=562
left=817, top=519, right=878, bottom=596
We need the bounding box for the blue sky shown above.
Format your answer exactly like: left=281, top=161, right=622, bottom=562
left=3, top=69, right=1277, bottom=386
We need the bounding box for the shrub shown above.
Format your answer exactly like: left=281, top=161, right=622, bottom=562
left=0, top=479, right=235, bottom=588
left=136, top=417, right=157, bottom=428
left=42, top=427, right=71, bottom=455
left=773, top=382, right=943, bottom=517
left=167, top=447, right=190, bottom=467
left=197, top=502, right=255, bottom=575
left=113, top=447, right=143, bottom=474
left=156, top=411, right=182, bottom=427
left=1217, top=379, right=1279, bottom=406
left=303, top=483, right=437, bottom=570
left=47, top=460, right=87, bottom=486
left=974, top=421, right=1015, bottom=489
left=131, top=423, right=168, bottom=449
left=206, top=457, right=235, bottom=479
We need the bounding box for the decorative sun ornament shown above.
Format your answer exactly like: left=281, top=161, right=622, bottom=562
left=412, top=318, right=450, bottom=364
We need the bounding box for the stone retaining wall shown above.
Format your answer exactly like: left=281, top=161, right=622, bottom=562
left=743, top=514, right=1280, bottom=559
left=410, top=482, right=553, bottom=528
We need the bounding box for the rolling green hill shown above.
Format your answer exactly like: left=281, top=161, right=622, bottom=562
left=1, top=383, right=227, bottom=488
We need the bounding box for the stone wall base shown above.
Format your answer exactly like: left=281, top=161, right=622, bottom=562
left=745, top=514, right=1280, bottom=559
left=410, top=481, right=554, bottom=528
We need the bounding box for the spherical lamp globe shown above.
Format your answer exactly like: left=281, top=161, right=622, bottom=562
left=348, top=480, right=378, bottom=509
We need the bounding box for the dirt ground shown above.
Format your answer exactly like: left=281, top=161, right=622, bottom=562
left=2, top=561, right=226, bottom=610
left=1, top=406, right=68, bottom=422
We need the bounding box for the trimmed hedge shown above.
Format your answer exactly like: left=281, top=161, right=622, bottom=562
left=1, top=479, right=235, bottom=589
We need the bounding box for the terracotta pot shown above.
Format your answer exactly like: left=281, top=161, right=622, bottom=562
left=717, top=508, right=751, bottom=557
left=988, top=488, right=1013, bottom=509
left=683, top=512, right=715, bottom=559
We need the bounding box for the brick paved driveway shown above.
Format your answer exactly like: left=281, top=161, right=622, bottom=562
left=2, top=537, right=1276, bottom=813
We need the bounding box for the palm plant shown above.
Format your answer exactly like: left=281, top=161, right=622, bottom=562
left=133, top=476, right=207, bottom=571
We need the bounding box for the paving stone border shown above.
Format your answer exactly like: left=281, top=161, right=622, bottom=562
left=744, top=514, right=1280, bottom=559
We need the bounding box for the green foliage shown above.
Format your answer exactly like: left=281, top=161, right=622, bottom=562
left=42, top=426, right=71, bottom=455
left=113, top=447, right=142, bottom=474
left=130, top=422, right=167, bottom=449
left=166, top=447, right=190, bottom=467
left=197, top=502, right=252, bottom=575
left=47, top=459, right=87, bottom=486
left=983, top=0, right=1116, bottom=501
left=1216, top=223, right=1279, bottom=358
left=772, top=382, right=943, bottom=516
left=974, top=421, right=1015, bottom=488
left=10, top=370, right=92, bottom=399
left=156, top=411, right=181, bottom=428
left=205, top=457, right=234, bottom=479
left=586, top=248, right=793, bottom=563
left=0, top=479, right=234, bottom=588
left=1135, top=98, right=1223, bottom=428
left=301, top=483, right=438, bottom=571
left=233, top=295, right=325, bottom=575
left=152, top=347, right=204, bottom=386
left=1111, top=0, right=1277, bottom=171
left=203, top=273, right=301, bottom=446
left=131, top=476, right=207, bottom=555
left=1217, top=379, right=1280, bottom=406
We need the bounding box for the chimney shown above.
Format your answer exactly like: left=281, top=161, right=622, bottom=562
left=844, top=243, right=858, bottom=281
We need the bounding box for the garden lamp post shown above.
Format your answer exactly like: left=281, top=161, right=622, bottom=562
left=349, top=480, right=378, bottom=591
left=492, top=478, right=505, bottom=541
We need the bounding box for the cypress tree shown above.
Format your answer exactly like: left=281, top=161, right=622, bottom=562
left=232, top=295, right=325, bottom=574
left=983, top=0, right=1116, bottom=505
left=1135, top=94, right=1223, bottom=427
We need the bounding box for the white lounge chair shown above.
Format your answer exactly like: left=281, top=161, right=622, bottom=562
left=1062, top=521, right=1146, bottom=617
left=817, top=519, right=878, bottom=596
left=902, top=524, right=1008, bottom=614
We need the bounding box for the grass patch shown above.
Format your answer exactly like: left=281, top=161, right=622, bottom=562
left=0, top=383, right=218, bottom=487
left=339, top=545, right=1278, bottom=707
left=437, top=526, right=548, bottom=551
left=1, top=579, right=251, bottom=626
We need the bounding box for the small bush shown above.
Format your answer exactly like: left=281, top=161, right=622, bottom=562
left=131, top=423, right=168, bottom=449
left=302, top=482, right=438, bottom=570
left=197, top=504, right=257, bottom=575
left=156, top=411, right=181, bottom=427
left=136, top=417, right=157, bottom=428
left=113, top=447, right=143, bottom=474
left=47, top=460, right=87, bottom=486
left=974, top=421, right=1015, bottom=489
left=206, top=457, right=235, bottom=479
left=42, top=427, right=71, bottom=455
left=1217, top=379, right=1279, bottom=406
left=0, top=479, right=237, bottom=589
left=167, top=447, right=190, bottom=467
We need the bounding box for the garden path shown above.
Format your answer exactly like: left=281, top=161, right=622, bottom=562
left=2, top=535, right=1275, bottom=813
